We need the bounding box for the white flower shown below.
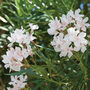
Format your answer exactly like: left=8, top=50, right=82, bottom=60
left=51, top=32, right=72, bottom=58
left=2, top=47, right=23, bottom=72
left=29, top=23, right=39, bottom=32
left=74, top=43, right=87, bottom=53
left=7, top=28, right=26, bottom=46
left=51, top=33, right=70, bottom=48
left=67, top=10, right=73, bottom=18
left=24, top=32, right=36, bottom=44
left=8, top=27, right=37, bottom=47
left=51, top=35, right=58, bottom=46
left=73, top=32, right=87, bottom=46
left=26, top=44, right=33, bottom=55
left=14, top=47, right=30, bottom=60
left=67, top=13, right=75, bottom=23
left=18, top=75, right=28, bottom=88
left=47, top=17, right=61, bottom=35
left=60, top=15, right=68, bottom=30
left=71, top=9, right=84, bottom=20
left=60, top=44, right=73, bottom=58
left=54, top=46, right=61, bottom=52
left=7, top=86, right=18, bottom=90
left=2, top=45, right=33, bottom=71
left=47, top=8, right=89, bottom=58
left=67, top=27, right=79, bottom=41
left=9, top=60, right=22, bottom=71
left=73, top=32, right=87, bottom=52
left=75, top=17, right=90, bottom=31
left=7, top=75, right=27, bottom=90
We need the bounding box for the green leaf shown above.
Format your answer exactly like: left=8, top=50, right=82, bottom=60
left=4, top=14, right=14, bottom=26
left=5, top=68, right=36, bottom=75
left=29, top=74, right=44, bottom=79
left=45, top=47, right=50, bottom=59
left=47, top=59, right=52, bottom=76
left=35, top=59, right=44, bottom=62
left=32, top=79, right=44, bottom=83
left=76, top=70, right=85, bottom=77
left=41, top=53, right=47, bottom=61
left=45, top=82, right=51, bottom=90
left=36, top=66, right=48, bottom=77
left=7, top=8, right=18, bottom=17
left=34, top=0, right=43, bottom=8
left=32, top=81, right=44, bottom=90
left=34, top=48, right=47, bottom=63
left=15, top=0, right=22, bottom=16
left=75, top=77, right=84, bottom=90
left=53, top=52, right=59, bottom=61
left=0, top=26, right=8, bottom=31
left=35, top=44, right=55, bottom=52
left=1, top=34, right=7, bottom=38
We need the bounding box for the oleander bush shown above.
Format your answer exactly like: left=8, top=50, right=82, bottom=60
left=0, top=0, right=90, bottom=90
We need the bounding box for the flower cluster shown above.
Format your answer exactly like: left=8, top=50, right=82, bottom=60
left=2, top=23, right=39, bottom=71
left=47, top=9, right=90, bottom=58
left=7, top=75, right=27, bottom=90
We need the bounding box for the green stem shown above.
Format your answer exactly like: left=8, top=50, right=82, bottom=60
left=71, top=0, right=76, bottom=10
left=74, top=52, right=88, bottom=90
left=61, top=0, right=69, bottom=11
left=34, top=49, right=47, bottom=63
left=47, top=78, right=66, bottom=85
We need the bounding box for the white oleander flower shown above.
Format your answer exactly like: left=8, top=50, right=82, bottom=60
left=47, top=17, right=61, bottom=35
left=60, top=44, right=73, bottom=58
left=29, top=23, right=39, bottom=32
left=70, top=9, right=84, bottom=20
left=47, top=9, right=89, bottom=58
left=75, top=17, right=90, bottom=31
left=2, top=47, right=23, bottom=71
left=7, top=75, right=27, bottom=90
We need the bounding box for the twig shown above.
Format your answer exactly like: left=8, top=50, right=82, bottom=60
left=0, top=77, right=5, bottom=90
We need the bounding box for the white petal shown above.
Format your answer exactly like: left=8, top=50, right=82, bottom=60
left=8, top=43, right=13, bottom=47
left=4, top=64, right=9, bottom=69
left=54, top=46, right=61, bottom=52
left=47, top=28, right=55, bottom=35
left=81, top=45, right=86, bottom=53
left=83, top=17, right=88, bottom=22
left=85, top=23, right=90, bottom=27
left=79, top=32, right=86, bottom=37
left=68, top=51, right=73, bottom=58
left=74, top=46, right=80, bottom=51
left=82, top=27, right=86, bottom=31
left=74, top=41, right=80, bottom=47
left=24, top=75, right=28, bottom=80
left=60, top=51, right=67, bottom=57
left=75, top=9, right=81, bottom=14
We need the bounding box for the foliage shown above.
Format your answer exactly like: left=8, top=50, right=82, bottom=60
left=0, top=0, right=90, bottom=90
